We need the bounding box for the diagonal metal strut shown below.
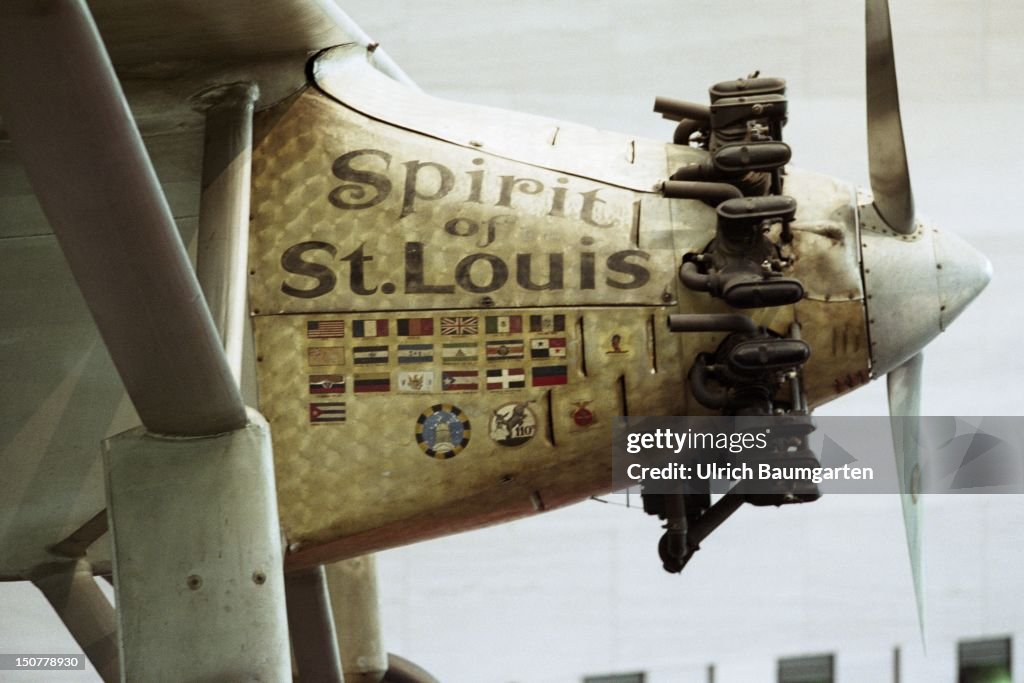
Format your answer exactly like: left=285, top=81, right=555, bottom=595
left=0, top=0, right=246, bottom=437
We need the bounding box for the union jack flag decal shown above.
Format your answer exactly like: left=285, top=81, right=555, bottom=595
left=440, top=316, right=478, bottom=336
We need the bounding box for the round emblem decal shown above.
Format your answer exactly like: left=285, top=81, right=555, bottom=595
left=571, top=401, right=595, bottom=427
left=416, top=404, right=471, bottom=459
left=489, top=402, right=537, bottom=448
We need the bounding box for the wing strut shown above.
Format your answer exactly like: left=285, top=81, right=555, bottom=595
left=1, top=3, right=294, bottom=678
left=30, top=560, right=119, bottom=682
left=195, top=82, right=260, bottom=382
left=0, top=0, right=245, bottom=437
left=328, top=556, right=389, bottom=682
left=285, top=566, right=345, bottom=682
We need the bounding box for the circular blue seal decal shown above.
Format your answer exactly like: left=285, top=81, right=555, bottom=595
left=415, top=403, right=471, bottom=459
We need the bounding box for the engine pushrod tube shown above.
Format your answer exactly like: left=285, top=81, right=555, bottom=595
left=654, top=96, right=711, bottom=122
left=662, top=180, right=742, bottom=206
left=667, top=314, right=758, bottom=335
left=679, top=260, right=713, bottom=292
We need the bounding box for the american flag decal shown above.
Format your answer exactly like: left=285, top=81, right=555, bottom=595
left=310, top=402, right=346, bottom=424
left=307, top=320, right=346, bottom=339
left=440, top=316, right=478, bottom=336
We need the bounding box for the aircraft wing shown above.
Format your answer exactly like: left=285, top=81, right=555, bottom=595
left=0, top=0, right=406, bottom=582
left=92, top=0, right=359, bottom=64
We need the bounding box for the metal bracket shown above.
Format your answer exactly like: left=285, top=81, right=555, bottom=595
left=103, top=409, right=290, bottom=681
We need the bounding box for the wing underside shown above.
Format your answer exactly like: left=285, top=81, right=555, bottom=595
left=0, top=0, right=405, bottom=580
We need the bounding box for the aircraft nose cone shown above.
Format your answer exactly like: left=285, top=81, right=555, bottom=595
left=933, top=228, right=992, bottom=330
left=861, top=218, right=991, bottom=377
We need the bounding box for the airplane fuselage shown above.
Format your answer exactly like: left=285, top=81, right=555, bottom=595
left=249, top=48, right=871, bottom=568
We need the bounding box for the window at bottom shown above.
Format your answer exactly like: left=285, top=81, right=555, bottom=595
left=958, top=637, right=1012, bottom=683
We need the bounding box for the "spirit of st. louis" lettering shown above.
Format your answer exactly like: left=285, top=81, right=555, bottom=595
left=277, top=148, right=650, bottom=299
left=326, top=148, right=619, bottom=228
left=280, top=240, right=651, bottom=299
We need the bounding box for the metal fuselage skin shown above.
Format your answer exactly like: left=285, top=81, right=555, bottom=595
left=251, top=50, right=871, bottom=569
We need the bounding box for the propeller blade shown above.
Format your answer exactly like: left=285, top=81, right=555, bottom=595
left=887, top=352, right=925, bottom=637
left=866, top=0, right=915, bottom=235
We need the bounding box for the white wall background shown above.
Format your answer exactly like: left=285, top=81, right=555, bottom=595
left=347, top=1, right=1024, bottom=681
